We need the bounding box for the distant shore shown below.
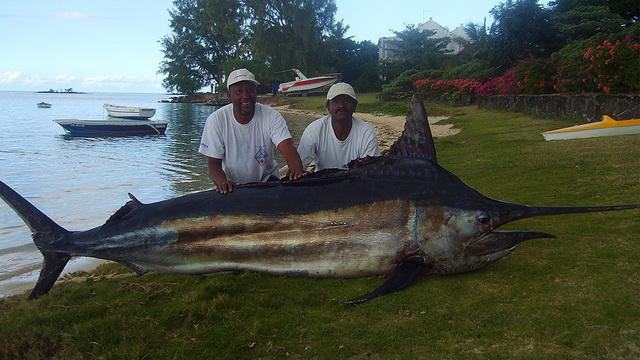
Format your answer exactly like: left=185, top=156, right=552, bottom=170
left=164, top=92, right=227, bottom=105
left=37, top=89, right=85, bottom=94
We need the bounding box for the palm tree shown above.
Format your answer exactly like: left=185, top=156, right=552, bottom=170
left=453, top=19, right=490, bottom=61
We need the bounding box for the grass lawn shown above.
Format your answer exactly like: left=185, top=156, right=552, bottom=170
left=1, top=96, right=638, bottom=359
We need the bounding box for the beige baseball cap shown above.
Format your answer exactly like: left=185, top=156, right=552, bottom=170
left=227, top=68, right=260, bottom=89
left=326, top=82, right=356, bottom=101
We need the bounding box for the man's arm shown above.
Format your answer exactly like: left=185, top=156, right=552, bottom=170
left=277, top=138, right=304, bottom=180
left=207, top=157, right=235, bottom=194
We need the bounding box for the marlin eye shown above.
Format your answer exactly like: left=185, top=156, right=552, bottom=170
left=478, top=213, right=490, bottom=225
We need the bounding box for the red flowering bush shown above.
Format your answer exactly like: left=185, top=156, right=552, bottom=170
left=413, top=33, right=639, bottom=98
left=491, top=68, right=520, bottom=95
left=481, top=57, right=557, bottom=95
left=414, top=78, right=494, bottom=99
left=554, top=36, right=640, bottom=94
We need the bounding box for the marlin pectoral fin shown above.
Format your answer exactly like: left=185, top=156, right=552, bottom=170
left=118, top=261, right=149, bottom=277
left=29, top=251, right=72, bottom=300
left=343, top=257, right=427, bottom=305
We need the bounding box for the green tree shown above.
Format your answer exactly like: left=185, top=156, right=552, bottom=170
left=381, top=24, right=451, bottom=81
left=247, top=0, right=338, bottom=77
left=549, top=0, right=639, bottom=25
left=454, top=21, right=491, bottom=61
left=350, top=40, right=383, bottom=91
left=552, top=5, right=627, bottom=43
left=159, top=0, right=339, bottom=93
left=159, top=0, right=247, bottom=94
left=323, top=22, right=382, bottom=93
left=443, top=20, right=497, bottom=80
left=489, top=0, right=561, bottom=68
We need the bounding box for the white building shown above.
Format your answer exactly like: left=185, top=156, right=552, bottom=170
left=378, top=18, right=469, bottom=61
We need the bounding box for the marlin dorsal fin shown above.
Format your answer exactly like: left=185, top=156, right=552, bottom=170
left=386, top=95, right=437, bottom=163
left=103, top=193, right=144, bottom=225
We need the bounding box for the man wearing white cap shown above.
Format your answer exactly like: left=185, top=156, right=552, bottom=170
left=199, top=68, right=304, bottom=194
left=297, top=82, right=380, bottom=172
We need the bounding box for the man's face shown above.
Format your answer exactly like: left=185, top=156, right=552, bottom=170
left=228, top=82, right=257, bottom=116
left=328, top=95, right=357, bottom=123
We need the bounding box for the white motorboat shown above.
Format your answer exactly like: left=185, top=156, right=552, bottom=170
left=278, top=69, right=339, bottom=96
left=103, top=103, right=156, bottom=119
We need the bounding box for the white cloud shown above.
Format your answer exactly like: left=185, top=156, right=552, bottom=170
left=47, top=12, right=103, bottom=21
left=55, top=73, right=77, bottom=82
left=83, top=75, right=128, bottom=85
left=0, top=71, right=22, bottom=84
left=0, top=71, right=163, bottom=93
left=23, top=77, right=48, bottom=85
left=82, top=74, right=164, bottom=90
left=85, top=75, right=152, bottom=84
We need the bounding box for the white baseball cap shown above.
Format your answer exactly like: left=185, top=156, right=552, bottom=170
left=326, top=82, right=357, bottom=101
left=227, top=68, right=260, bottom=89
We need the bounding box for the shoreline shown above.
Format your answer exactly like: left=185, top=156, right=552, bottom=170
left=0, top=258, right=108, bottom=298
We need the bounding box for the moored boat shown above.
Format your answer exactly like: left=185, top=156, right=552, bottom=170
left=103, top=103, right=156, bottom=119
left=542, top=116, right=640, bottom=141
left=37, top=102, right=52, bottom=108
left=278, top=69, right=339, bottom=96
left=54, top=118, right=168, bottom=136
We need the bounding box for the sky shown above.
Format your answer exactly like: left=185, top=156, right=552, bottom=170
left=1, top=0, right=501, bottom=94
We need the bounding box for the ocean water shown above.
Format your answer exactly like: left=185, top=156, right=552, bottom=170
left=0, top=91, right=315, bottom=297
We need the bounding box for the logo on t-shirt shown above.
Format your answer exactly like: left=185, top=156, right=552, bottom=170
left=254, top=147, right=268, bottom=166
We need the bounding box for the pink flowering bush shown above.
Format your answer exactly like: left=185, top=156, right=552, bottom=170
left=491, top=69, right=520, bottom=95
left=413, top=33, right=639, bottom=98
left=490, top=57, right=556, bottom=95
left=414, top=78, right=495, bottom=99
left=554, top=36, right=640, bottom=94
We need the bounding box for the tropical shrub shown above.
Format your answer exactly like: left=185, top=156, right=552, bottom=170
left=378, top=69, right=435, bottom=100
left=443, top=59, right=498, bottom=80
left=490, top=56, right=556, bottom=95
left=414, top=78, right=494, bottom=100
left=414, top=34, right=638, bottom=98
left=553, top=35, right=640, bottom=93
left=491, top=68, right=520, bottom=95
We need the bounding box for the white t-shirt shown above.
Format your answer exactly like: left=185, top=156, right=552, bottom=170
left=199, top=103, right=292, bottom=183
left=297, top=115, right=380, bottom=171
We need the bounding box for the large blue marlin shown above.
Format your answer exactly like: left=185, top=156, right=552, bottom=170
left=0, top=96, right=637, bottom=303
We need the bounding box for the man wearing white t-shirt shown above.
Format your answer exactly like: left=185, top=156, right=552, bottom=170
left=297, top=82, right=380, bottom=172
left=199, top=68, right=303, bottom=194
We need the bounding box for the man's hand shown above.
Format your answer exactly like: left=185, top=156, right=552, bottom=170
left=215, top=180, right=236, bottom=195
left=277, top=138, right=304, bottom=181
left=286, top=168, right=304, bottom=180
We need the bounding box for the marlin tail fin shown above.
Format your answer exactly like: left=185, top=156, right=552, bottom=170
left=0, top=181, right=72, bottom=299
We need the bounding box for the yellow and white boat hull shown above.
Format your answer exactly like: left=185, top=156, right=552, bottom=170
left=543, top=116, right=640, bottom=141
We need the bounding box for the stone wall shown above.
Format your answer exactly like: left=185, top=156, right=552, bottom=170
left=477, top=94, right=640, bottom=122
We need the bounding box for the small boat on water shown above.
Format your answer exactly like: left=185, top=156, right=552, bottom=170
left=103, top=103, right=156, bottom=119
left=54, top=118, right=168, bottom=137
left=542, top=115, right=640, bottom=141
left=278, top=69, right=339, bottom=96
left=37, top=102, right=52, bottom=108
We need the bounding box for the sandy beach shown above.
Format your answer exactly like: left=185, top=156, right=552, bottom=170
left=272, top=105, right=459, bottom=151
